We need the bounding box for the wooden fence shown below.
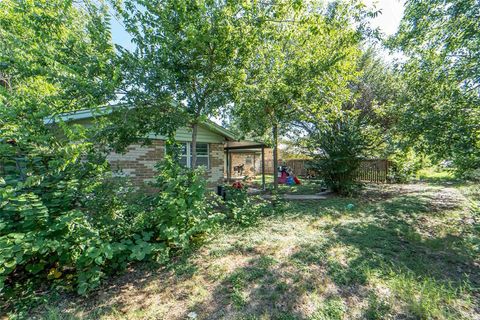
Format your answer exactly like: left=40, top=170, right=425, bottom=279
left=263, top=161, right=277, bottom=175
left=264, top=159, right=311, bottom=176
left=285, top=159, right=312, bottom=176
left=281, top=158, right=391, bottom=183
left=354, top=159, right=391, bottom=183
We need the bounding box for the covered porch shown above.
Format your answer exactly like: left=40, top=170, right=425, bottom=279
left=224, top=140, right=268, bottom=190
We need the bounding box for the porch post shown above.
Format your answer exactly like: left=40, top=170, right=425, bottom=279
left=226, top=147, right=231, bottom=183
left=261, top=145, right=265, bottom=190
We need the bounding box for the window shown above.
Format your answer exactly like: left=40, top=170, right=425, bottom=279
left=179, top=142, right=209, bottom=168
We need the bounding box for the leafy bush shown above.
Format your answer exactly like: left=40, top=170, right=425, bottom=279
left=462, top=167, right=480, bottom=182
left=0, top=133, right=273, bottom=317
left=223, top=186, right=270, bottom=226
left=1, top=142, right=149, bottom=300
left=307, top=114, right=378, bottom=195
left=0, top=142, right=220, bottom=313
left=134, top=157, right=223, bottom=249
left=388, top=148, right=424, bottom=182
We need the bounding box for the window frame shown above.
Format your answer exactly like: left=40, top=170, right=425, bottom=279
left=179, top=142, right=210, bottom=169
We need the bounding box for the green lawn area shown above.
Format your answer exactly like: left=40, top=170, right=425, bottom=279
left=34, top=182, right=479, bottom=319
left=250, top=175, right=326, bottom=195
left=415, top=167, right=458, bottom=184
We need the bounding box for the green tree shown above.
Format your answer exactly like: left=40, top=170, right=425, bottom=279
left=0, top=0, right=121, bottom=300
left=391, top=0, right=480, bottom=174
left=233, top=0, right=365, bottom=188
left=0, top=0, right=118, bottom=135
left=347, top=48, right=402, bottom=128
left=346, top=49, right=424, bottom=180
left=114, top=0, right=251, bottom=165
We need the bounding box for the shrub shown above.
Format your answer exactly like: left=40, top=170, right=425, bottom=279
left=134, top=157, right=223, bottom=249
left=0, top=142, right=159, bottom=302
left=0, top=143, right=220, bottom=313
left=223, top=186, right=270, bottom=226
left=388, top=148, right=424, bottom=182
left=306, top=113, right=378, bottom=195
left=462, top=167, right=480, bottom=182
left=0, top=139, right=271, bottom=315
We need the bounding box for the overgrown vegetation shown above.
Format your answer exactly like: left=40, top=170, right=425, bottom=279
left=29, top=181, right=480, bottom=320
left=1, top=0, right=479, bottom=318
left=0, top=0, right=269, bottom=314
left=0, top=148, right=274, bottom=315
left=223, top=186, right=272, bottom=227
left=390, top=0, right=480, bottom=175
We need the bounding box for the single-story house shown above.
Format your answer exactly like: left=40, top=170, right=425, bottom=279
left=46, top=108, right=239, bottom=188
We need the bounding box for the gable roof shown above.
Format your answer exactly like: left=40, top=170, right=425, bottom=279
left=44, top=107, right=237, bottom=141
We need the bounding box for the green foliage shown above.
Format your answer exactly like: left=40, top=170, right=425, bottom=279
left=0, top=146, right=223, bottom=313
left=0, top=0, right=268, bottom=307
left=390, top=0, right=480, bottom=174
left=224, top=187, right=271, bottom=226
left=347, top=47, right=405, bottom=137
left=0, top=0, right=119, bottom=131
left=0, top=141, right=148, bottom=300
left=307, top=113, right=378, bottom=195
left=463, top=168, right=480, bottom=182
left=112, top=0, right=251, bottom=163
left=0, top=0, right=189, bottom=312
left=0, top=1, right=128, bottom=307
left=388, top=148, right=425, bottom=182
left=137, top=157, right=222, bottom=249
left=232, top=0, right=366, bottom=187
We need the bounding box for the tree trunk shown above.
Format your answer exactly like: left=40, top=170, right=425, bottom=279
left=272, top=124, right=279, bottom=190
left=191, top=122, right=198, bottom=168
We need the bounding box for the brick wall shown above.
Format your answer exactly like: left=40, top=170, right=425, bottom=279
left=106, top=140, right=225, bottom=189
left=206, top=143, right=224, bottom=186
left=230, top=152, right=259, bottom=177
left=107, top=140, right=164, bottom=186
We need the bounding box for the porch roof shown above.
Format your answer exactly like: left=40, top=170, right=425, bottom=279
left=224, top=140, right=267, bottom=152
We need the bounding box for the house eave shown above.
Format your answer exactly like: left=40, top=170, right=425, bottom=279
left=44, top=106, right=238, bottom=142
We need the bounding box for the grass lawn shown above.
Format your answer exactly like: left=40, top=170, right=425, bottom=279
left=32, top=182, right=479, bottom=319
left=250, top=175, right=325, bottom=195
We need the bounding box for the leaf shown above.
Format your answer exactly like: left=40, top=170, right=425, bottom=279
left=26, top=263, right=45, bottom=274
left=94, top=256, right=104, bottom=265
left=77, top=282, right=88, bottom=295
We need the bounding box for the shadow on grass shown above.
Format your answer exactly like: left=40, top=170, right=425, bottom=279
left=33, top=184, right=479, bottom=319
left=31, top=246, right=204, bottom=319
left=185, top=254, right=355, bottom=320
left=179, top=188, right=479, bottom=319
left=287, top=192, right=479, bottom=319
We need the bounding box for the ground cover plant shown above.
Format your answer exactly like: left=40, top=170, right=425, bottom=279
left=0, top=154, right=201, bottom=309
left=28, top=180, right=479, bottom=319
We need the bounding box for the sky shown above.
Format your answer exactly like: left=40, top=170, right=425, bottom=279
left=110, top=15, right=135, bottom=51
left=110, top=0, right=406, bottom=51
left=364, top=0, right=405, bottom=36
